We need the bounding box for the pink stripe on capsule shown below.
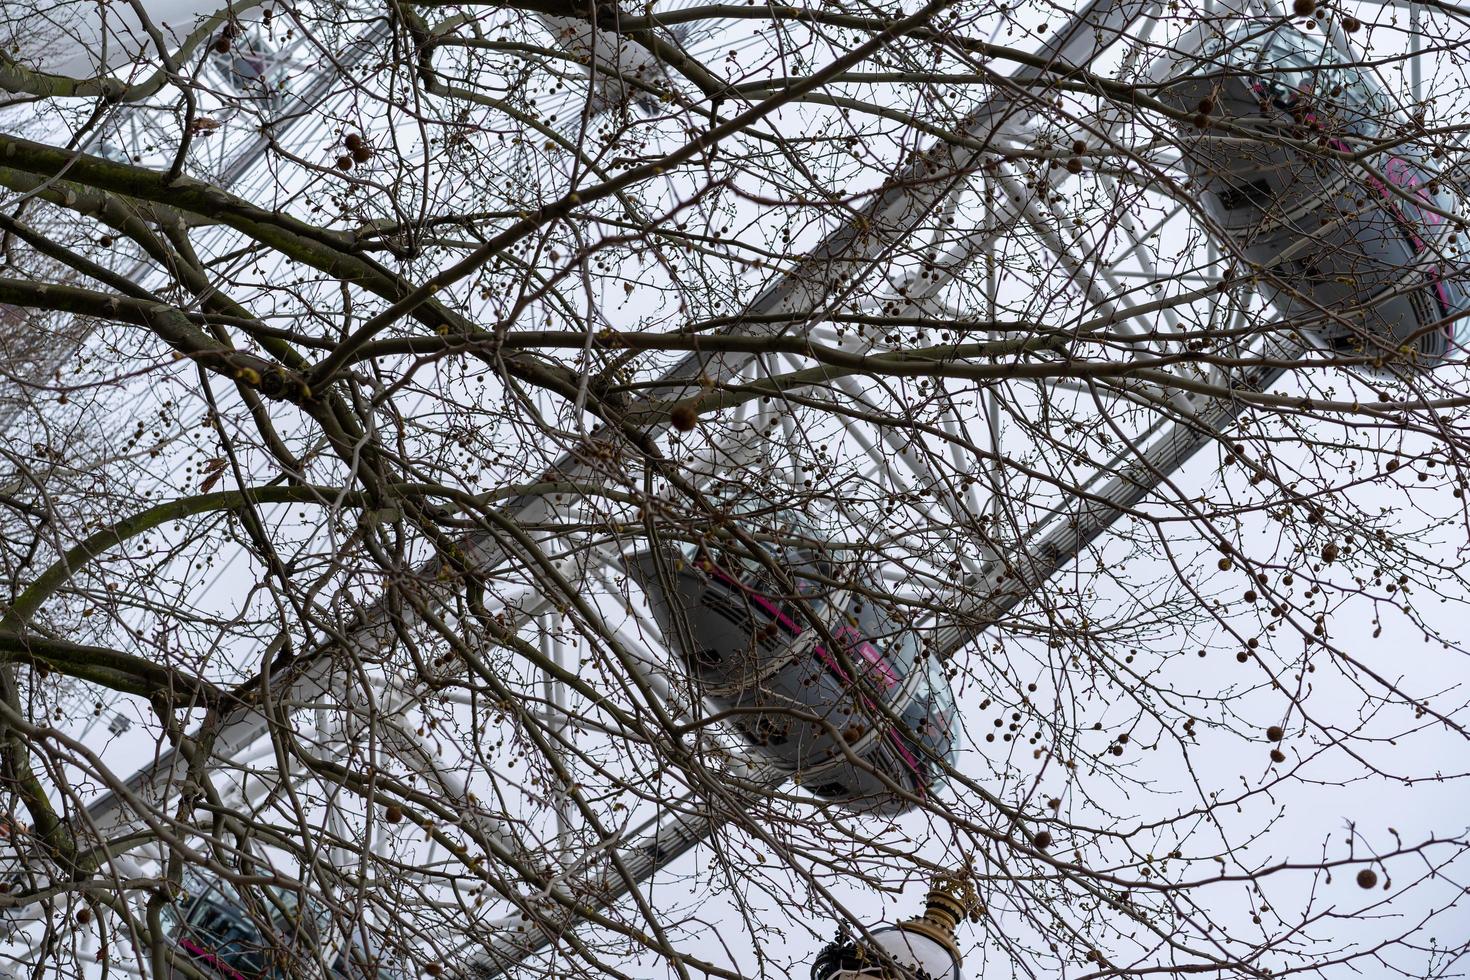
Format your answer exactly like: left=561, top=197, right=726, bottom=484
left=702, top=563, right=926, bottom=791
left=179, top=937, right=251, bottom=980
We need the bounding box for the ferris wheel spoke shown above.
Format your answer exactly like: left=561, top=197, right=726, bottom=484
left=534, top=620, right=578, bottom=866
left=936, top=390, right=989, bottom=519
left=998, top=165, right=1179, bottom=344
left=876, top=155, right=1044, bottom=307
left=464, top=771, right=780, bottom=978
left=1097, top=193, right=1192, bottom=279
left=1097, top=173, right=1190, bottom=288
left=928, top=332, right=1302, bottom=655
left=823, top=376, right=996, bottom=585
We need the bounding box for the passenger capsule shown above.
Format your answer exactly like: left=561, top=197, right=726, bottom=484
left=631, top=514, right=957, bottom=814
left=1162, top=24, right=1470, bottom=367
left=161, top=869, right=328, bottom=979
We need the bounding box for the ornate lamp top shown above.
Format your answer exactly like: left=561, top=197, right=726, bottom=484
left=810, top=870, right=981, bottom=978
left=896, top=872, right=982, bottom=960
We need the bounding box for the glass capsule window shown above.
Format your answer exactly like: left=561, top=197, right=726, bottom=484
left=894, top=656, right=958, bottom=776
left=681, top=502, right=844, bottom=624
left=167, top=872, right=325, bottom=979
left=839, top=595, right=919, bottom=695
left=1435, top=272, right=1470, bottom=351
left=180, top=898, right=274, bottom=976
left=1195, top=26, right=1388, bottom=138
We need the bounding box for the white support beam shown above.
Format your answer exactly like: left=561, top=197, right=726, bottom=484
left=930, top=334, right=1300, bottom=657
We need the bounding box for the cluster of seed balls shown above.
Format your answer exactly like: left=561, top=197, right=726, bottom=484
left=335, top=133, right=374, bottom=172
left=1291, top=0, right=1362, bottom=32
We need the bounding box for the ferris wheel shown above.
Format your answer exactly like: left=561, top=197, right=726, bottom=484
left=0, top=0, right=1463, bottom=975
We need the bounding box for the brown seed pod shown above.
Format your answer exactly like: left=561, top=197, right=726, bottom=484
left=1356, top=868, right=1378, bottom=889
left=344, top=133, right=364, bottom=151
left=1031, top=830, right=1052, bottom=850
left=1292, top=0, right=1314, bottom=15
left=1197, top=96, right=1215, bottom=115
left=352, top=145, right=373, bottom=163
left=335, top=155, right=354, bottom=172
left=425, top=964, right=443, bottom=977
left=1342, top=16, right=1361, bottom=32
left=75, top=907, right=92, bottom=924
left=1267, top=725, right=1284, bottom=741
left=385, top=804, right=403, bottom=823
left=670, top=404, right=699, bottom=432
left=1322, top=542, right=1340, bottom=563
left=213, top=36, right=231, bottom=53
left=1270, top=748, right=1286, bottom=763
left=1065, top=158, right=1083, bottom=174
